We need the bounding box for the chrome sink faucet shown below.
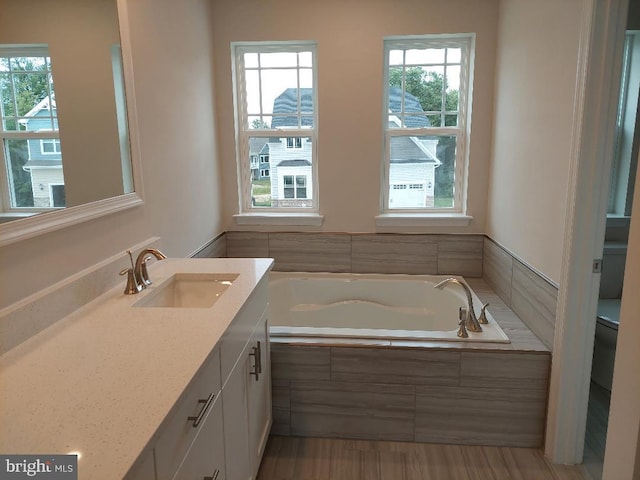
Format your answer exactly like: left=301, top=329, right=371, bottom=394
left=434, top=277, right=483, bottom=333
left=120, top=248, right=167, bottom=295
left=134, top=248, right=167, bottom=288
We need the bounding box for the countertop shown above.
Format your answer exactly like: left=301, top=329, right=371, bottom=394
left=0, top=257, right=273, bottom=479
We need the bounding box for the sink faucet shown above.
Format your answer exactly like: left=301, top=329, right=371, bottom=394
left=434, top=278, right=482, bottom=332
left=134, top=248, right=167, bottom=288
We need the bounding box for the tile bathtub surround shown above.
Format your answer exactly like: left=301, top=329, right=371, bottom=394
left=226, top=231, right=484, bottom=277
left=271, top=344, right=550, bottom=447
left=192, top=232, right=227, bottom=258
left=269, top=278, right=551, bottom=447
left=0, top=238, right=161, bottom=355
left=483, top=237, right=558, bottom=350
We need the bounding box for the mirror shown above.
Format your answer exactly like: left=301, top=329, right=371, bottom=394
left=0, top=0, right=141, bottom=245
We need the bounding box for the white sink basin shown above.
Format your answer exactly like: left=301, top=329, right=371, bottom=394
left=133, top=273, right=239, bottom=308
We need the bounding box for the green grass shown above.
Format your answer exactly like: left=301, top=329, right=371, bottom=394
left=252, top=180, right=270, bottom=196
left=435, top=197, right=454, bottom=208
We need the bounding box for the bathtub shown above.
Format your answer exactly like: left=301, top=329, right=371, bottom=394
left=269, top=272, right=510, bottom=343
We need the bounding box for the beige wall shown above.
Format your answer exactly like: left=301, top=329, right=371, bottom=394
left=0, top=0, right=125, bottom=206
left=487, top=0, right=583, bottom=283
left=604, top=158, right=640, bottom=479
left=0, top=0, right=224, bottom=308
left=212, top=0, right=498, bottom=234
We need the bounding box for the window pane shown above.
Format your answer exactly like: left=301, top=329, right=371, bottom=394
left=447, top=48, right=462, bottom=63
left=299, top=51, right=313, bottom=67
left=261, top=68, right=298, bottom=114
left=299, top=68, right=313, bottom=90
left=244, top=52, right=259, bottom=68
left=388, top=135, right=456, bottom=209
left=389, top=50, right=404, bottom=66
left=246, top=136, right=313, bottom=208
left=245, top=70, right=260, bottom=115
left=260, top=52, right=298, bottom=68
left=3, top=138, right=33, bottom=207
left=405, top=48, right=445, bottom=65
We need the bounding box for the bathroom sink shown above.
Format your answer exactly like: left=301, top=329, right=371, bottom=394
left=133, top=273, right=239, bottom=308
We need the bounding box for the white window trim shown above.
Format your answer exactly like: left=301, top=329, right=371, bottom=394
left=40, top=138, right=61, bottom=155
left=231, top=41, right=319, bottom=220
left=381, top=34, right=475, bottom=218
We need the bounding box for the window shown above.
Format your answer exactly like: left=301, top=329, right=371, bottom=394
left=41, top=138, right=61, bottom=154
left=382, top=35, right=474, bottom=212
left=232, top=42, right=317, bottom=211
left=286, top=137, right=302, bottom=149
left=0, top=45, right=65, bottom=210
left=283, top=175, right=307, bottom=199
left=609, top=31, right=639, bottom=217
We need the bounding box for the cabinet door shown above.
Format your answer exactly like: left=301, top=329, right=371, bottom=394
left=247, top=314, right=271, bottom=479
left=174, top=395, right=226, bottom=480
left=222, top=345, right=251, bottom=480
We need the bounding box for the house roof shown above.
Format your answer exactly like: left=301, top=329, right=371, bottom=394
left=23, top=159, right=62, bottom=170
left=270, top=87, right=430, bottom=129
left=249, top=137, right=269, bottom=156
left=278, top=159, right=312, bottom=167
left=18, top=97, right=56, bottom=127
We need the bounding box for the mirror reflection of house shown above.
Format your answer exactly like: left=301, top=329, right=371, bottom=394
left=19, top=97, right=65, bottom=208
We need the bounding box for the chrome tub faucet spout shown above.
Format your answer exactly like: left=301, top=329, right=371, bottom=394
left=433, top=277, right=482, bottom=332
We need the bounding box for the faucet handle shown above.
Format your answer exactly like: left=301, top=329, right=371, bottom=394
left=120, top=268, right=142, bottom=295
left=478, top=303, right=490, bottom=324
left=457, top=307, right=469, bottom=338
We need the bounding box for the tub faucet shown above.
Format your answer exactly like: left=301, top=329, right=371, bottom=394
left=134, top=248, right=167, bottom=288
left=433, top=278, right=482, bottom=332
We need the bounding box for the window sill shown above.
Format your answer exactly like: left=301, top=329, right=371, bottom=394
left=233, top=212, right=324, bottom=226
left=375, top=213, right=473, bottom=227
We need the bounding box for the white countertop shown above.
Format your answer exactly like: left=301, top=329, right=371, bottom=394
left=0, top=257, right=273, bottom=479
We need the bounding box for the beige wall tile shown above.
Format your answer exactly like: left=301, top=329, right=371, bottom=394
left=193, top=234, right=227, bottom=258
left=415, top=385, right=547, bottom=447
left=351, top=234, right=438, bottom=274
left=269, top=233, right=351, bottom=272
left=290, top=380, right=416, bottom=441
left=460, top=352, right=550, bottom=389
left=511, top=260, right=558, bottom=350
left=331, top=347, right=460, bottom=385
left=226, top=231, right=269, bottom=258
left=271, top=344, right=331, bottom=381
left=438, top=235, right=484, bottom=277
left=482, top=238, right=513, bottom=305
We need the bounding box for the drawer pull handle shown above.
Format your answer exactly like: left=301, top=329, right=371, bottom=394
left=187, top=392, right=215, bottom=428
left=249, top=341, right=261, bottom=381
left=204, top=469, right=220, bottom=480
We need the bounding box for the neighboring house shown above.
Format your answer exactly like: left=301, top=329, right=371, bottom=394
left=249, top=137, right=270, bottom=180
left=266, top=87, right=440, bottom=208
left=19, top=97, right=65, bottom=208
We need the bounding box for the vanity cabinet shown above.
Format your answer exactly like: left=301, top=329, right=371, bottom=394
left=125, top=276, right=271, bottom=480
left=222, top=310, right=271, bottom=480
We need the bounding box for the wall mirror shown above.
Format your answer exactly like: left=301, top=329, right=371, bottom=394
left=0, top=0, right=142, bottom=247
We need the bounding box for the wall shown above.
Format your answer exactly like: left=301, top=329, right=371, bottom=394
left=211, top=0, right=498, bottom=234
left=487, top=0, right=583, bottom=284
left=0, top=0, right=125, bottom=206
left=0, top=0, right=224, bottom=309
left=604, top=158, right=640, bottom=479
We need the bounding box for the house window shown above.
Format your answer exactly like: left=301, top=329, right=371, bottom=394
left=41, top=138, right=61, bottom=154
left=0, top=45, right=64, bottom=211
left=383, top=35, right=474, bottom=212
left=283, top=175, right=307, bottom=199
left=286, top=137, right=302, bottom=149
left=232, top=41, right=317, bottom=211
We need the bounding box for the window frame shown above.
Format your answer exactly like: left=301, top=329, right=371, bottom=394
left=381, top=34, right=475, bottom=215
left=0, top=44, right=62, bottom=214
left=232, top=41, right=319, bottom=214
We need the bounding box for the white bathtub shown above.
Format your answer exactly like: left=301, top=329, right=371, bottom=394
left=269, top=272, right=510, bottom=343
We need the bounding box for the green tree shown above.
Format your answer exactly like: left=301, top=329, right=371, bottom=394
left=389, top=67, right=458, bottom=204
left=0, top=57, right=50, bottom=207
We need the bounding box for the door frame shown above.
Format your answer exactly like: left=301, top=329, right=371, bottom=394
left=544, top=0, right=630, bottom=466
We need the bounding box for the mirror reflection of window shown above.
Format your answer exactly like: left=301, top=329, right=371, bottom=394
left=0, top=44, right=65, bottom=210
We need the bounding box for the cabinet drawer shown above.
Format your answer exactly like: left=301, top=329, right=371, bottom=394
left=155, top=349, right=222, bottom=480
left=173, top=394, right=225, bottom=480
left=220, top=279, right=268, bottom=383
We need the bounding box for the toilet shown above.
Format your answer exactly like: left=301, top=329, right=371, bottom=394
left=591, top=242, right=626, bottom=391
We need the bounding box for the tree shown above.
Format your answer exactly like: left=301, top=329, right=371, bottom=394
left=0, top=57, right=51, bottom=207
left=389, top=67, right=458, bottom=204
left=251, top=118, right=270, bottom=129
